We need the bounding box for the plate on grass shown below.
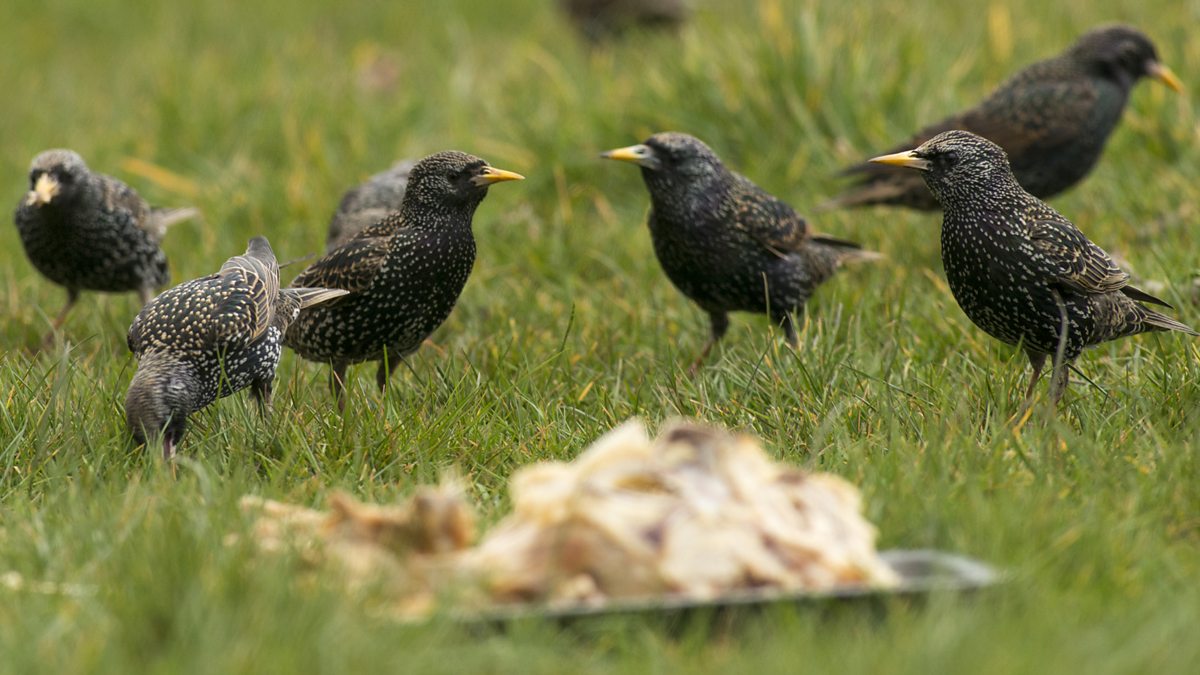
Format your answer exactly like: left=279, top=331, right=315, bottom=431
left=459, top=549, right=1001, bottom=625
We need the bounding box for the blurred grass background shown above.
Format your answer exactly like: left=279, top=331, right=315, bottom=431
left=1, top=0, right=1198, bottom=672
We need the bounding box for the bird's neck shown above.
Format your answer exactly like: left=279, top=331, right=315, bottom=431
left=925, top=167, right=1028, bottom=216
left=641, top=169, right=732, bottom=225
left=29, top=186, right=96, bottom=223
left=399, top=200, right=481, bottom=233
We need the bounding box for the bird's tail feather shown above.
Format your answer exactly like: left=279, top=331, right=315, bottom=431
left=814, top=180, right=910, bottom=212
left=279, top=253, right=318, bottom=269
left=810, top=235, right=884, bottom=264
left=1122, top=285, right=1174, bottom=309
left=149, top=206, right=201, bottom=233
left=288, top=287, right=351, bottom=309
left=245, top=236, right=275, bottom=262
left=809, top=234, right=861, bottom=249
left=1142, top=308, right=1199, bottom=337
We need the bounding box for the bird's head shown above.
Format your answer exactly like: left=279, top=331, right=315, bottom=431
left=869, top=130, right=1018, bottom=204
left=125, top=355, right=195, bottom=459
left=602, top=131, right=723, bottom=177
left=1068, top=24, right=1181, bottom=93
left=601, top=131, right=731, bottom=207
left=401, top=151, right=524, bottom=215
left=25, top=149, right=92, bottom=209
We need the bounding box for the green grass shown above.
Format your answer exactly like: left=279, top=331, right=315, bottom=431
left=1, top=0, right=1199, bottom=672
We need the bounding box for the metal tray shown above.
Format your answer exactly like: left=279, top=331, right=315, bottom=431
left=460, top=549, right=1001, bottom=625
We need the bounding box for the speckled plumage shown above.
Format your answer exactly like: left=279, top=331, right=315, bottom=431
left=13, top=149, right=197, bottom=345
left=284, top=151, right=524, bottom=408
left=326, top=160, right=414, bottom=252
left=125, top=236, right=346, bottom=457
left=871, top=130, right=1196, bottom=409
left=603, top=132, right=879, bottom=371
left=560, top=0, right=688, bottom=43
left=831, top=25, right=1182, bottom=210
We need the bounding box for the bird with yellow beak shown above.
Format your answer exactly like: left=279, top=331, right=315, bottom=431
left=603, top=132, right=880, bottom=373
left=284, top=150, right=524, bottom=409
left=869, top=130, right=1197, bottom=415
left=827, top=24, right=1183, bottom=211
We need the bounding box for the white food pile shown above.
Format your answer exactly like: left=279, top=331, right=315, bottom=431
left=239, top=420, right=898, bottom=617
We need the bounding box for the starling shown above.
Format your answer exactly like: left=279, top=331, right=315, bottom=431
left=326, top=160, right=414, bottom=253
left=870, top=130, right=1197, bottom=410
left=13, top=149, right=198, bottom=347
left=125, top=237, right=347, bottom=458
left=559, top=0, right=688, bottom=44
left=829, top=25, right=1183, bottom=211
left=603, top=132, right=881, bottom=372
left=283, top=151, right=524, bottom=409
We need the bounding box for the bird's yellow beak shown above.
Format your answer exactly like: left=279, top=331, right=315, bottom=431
left=27, top=173, right=60, bottom=206
left=1147, top=61, right=1183, bottom=93
left=471, top=166, right=525, bottom=186
left=868, top=150, right=931, bottom=171
left=601, top=144, right=652, bottom=165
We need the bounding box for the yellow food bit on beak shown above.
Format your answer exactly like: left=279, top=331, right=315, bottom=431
left=30, top=174, right=60, bottom=206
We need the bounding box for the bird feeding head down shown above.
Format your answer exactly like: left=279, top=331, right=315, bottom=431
left=401, top=151, right=524, bottom=213
left=25, top=149, right=91, bottom=208
left=1069, top=24, right=1182, bottom=92
left=868, top=130, right=1016, bottom=203
left=601, top=132, right=722, bottom=177
left=125, top=356, right=193, bottom=460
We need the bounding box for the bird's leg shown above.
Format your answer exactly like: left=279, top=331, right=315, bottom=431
left=376, top=353, right=402, bottom=391
left=41, top=289, right=79, bottom=351
left=1011, top=352, right=1047, bottom=424
left=688, top=311, right=730, bottom=376
left=1047, top=359, right=1072, bottom=407
left=1022, top=353, right=1046, bottom=406
left=250, top=378, right=273, bottom=417
left=778, top=312, right=799, bottom=349
left=138, top=286, right=154, bottom=307
left=330, top=362, right=348, bottom=413
left=1048, top=288, right=1071, bottom=408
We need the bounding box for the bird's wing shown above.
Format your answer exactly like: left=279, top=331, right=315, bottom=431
left=958, top=78, right=1098, bottom=161
left=292, top=219, right=393, bottom=294
left=327, top=208, right=389, bottom=253
left=126, top=274, right=225, bottom=354
left=1028, top=218, right=1129, bottom=296
left=126, top=253, right=279, bottom=354
left=96, top=173, right=153, bottom=232
left=729, top=174, right=810, bottom=256
left=841, top=75, right=1097, bottom=176
left=215, top=252, right=278, bottom=344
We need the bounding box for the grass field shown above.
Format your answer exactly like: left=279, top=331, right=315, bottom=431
left=1, top=0, right=1199, bottom=672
